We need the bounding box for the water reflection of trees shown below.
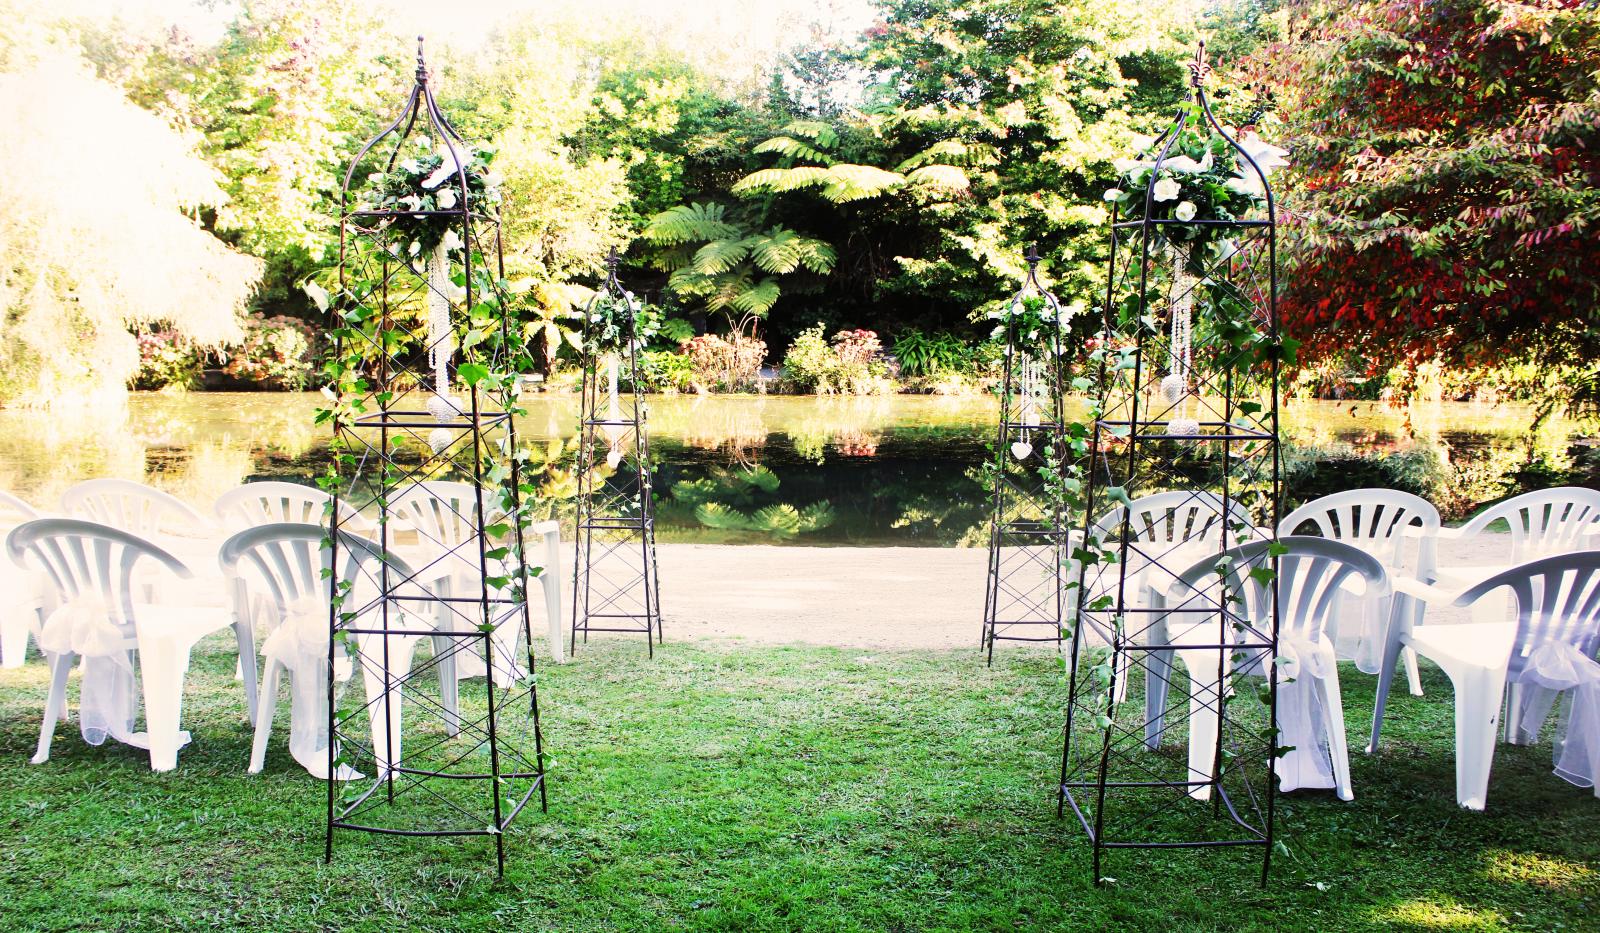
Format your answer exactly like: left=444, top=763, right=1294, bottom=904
left=658, top=464, right=836, bottom=542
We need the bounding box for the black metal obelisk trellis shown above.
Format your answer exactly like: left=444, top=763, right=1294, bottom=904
left=325, top=38, right=546, bottom=873
left=570, top=251, right=663, bottom=655
left=981, top=246, right=1070, bottom=664
left=1059, top=44, right=1283, bottom=884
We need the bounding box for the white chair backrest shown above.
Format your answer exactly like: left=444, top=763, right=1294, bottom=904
left=0, top=490, right=38, bottom=524
left=60, top=479, right=204, bottom=538
left=1457, top=552, right=1600, bottom=680
left=1091, top=490, right=1256, bottom=576
left=6, top=519, right=192, bottom=628
left=1279, top=488, right=1440, bottom=575
left=215, top=482, right=363, bottom=530
left=391, top=481, right=493, bottom=554
left=219, top=523, right=427, bottom=628
left=1459, top=487, right=1600, bottom=562
left=1167, top=536, right=1390, bottom=650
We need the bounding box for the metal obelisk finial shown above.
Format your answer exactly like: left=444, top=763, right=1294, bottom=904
left=415, top=36, right=428, bottom=84
left=1189, top=40, right=1211, bottom=89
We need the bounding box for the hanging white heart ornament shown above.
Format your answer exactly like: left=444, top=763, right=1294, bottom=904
left=1160, top=373, right=1186, bottom=404
left=1010, top=440, right=1033, bottom=461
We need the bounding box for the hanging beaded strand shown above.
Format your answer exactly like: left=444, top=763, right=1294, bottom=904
left=1162, top=249, right=1199, bottom=436
left=425, top=238, right=463, bottom=454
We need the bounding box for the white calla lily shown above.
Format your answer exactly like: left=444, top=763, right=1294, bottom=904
left=1103, top=188, right=1124, bottom=202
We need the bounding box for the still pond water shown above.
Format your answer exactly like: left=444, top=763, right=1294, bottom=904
left=0, top=393, right=1593, bottom=546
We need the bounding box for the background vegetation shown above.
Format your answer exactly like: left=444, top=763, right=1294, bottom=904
left=1, top=0, right=1596, bottom=406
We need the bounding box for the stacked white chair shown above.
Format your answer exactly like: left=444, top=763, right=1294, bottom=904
left=391, top=481, right=565, bottom=669
left=214, top=481, right=369, bottom=531
left=8, top=518, right=231, bottom=770
left=1146, top=536, right=1389, bottom=802
left=1086, top=490, right=1256, bottom=703
left=1436, top=487, right=1600, bottom=736
left=224, top=522, right=460, bottom=778
left=1374, top=552, right=1600, bottom=810
left=0, top=490, right=43, bottom=667
left=60, top=479, right=205, bottom=538
left=1280, top=489, right=1440, bottom=696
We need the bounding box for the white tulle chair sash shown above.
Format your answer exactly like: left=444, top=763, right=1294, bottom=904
left=37, top=595, right=138, bottom=747
left=1517, top=641, right=1600, bottom=796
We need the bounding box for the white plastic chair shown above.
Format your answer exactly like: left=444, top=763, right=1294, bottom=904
left=60, top=479, right=206, bottom=538
left=1147, top=536, right=1387, bottom=802
left=1085, top=490, right=1257, bottom=703
left=1436, top=487, right=1600, bottom=729
left=214, top=481, right=371, bottom=532
left=7, top=518, right=231, bottom=771
left=391, top=481, right=564, bottom=669
left=1443, top=487, right=1600, bottom=563
left=222, top=522, right=461, bottom=778
left=1373, top=552, right=1600, bottom=810
left=0, top=490, right=43, bottom=667
left=1280, top=489, right=1440, bottom=696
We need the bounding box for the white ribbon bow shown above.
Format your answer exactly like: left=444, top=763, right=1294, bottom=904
left=1517, top=641, right=1600, bottom=796
left=38, top=594, right=137, bottom=747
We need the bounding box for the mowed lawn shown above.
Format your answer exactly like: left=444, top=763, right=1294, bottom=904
left=0, top=637, right=1596, bottom=931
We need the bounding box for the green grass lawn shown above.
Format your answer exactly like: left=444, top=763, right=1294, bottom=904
left=1, top=637, right=1596, bottom=931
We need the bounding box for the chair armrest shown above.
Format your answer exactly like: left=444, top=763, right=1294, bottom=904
left=1391, top=575, right=1465, bottom=606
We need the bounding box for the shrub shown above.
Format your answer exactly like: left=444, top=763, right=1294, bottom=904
left=637, top=349, right=696, bottom=392
left=131, top=329, right=202, bottom=390
left=893, top=330, right=972, bottom=376
left=682, top=334, right=766, bottom=390
left=782, top=324, right=891, bottom=394
left=222, top=313, right=316, bottom=390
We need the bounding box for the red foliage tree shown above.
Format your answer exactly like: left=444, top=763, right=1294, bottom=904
left=1255, top=0, right=1600, bottom=373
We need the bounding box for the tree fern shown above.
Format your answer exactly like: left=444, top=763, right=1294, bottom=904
left=731, top=278, right=781, bottom=315
left=691, top=236, right=756, bottom=275
left=905, top=164, right=970, bottom=193
left=753, top=136, right=835, bottom=165
left=642, top=202, right=740, bottom=246
left=820, top=164, right=907, bottom=203
left=732, top=166, right=833, bottom=196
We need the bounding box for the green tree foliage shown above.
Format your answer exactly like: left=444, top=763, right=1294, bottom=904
left=127, top=0, right=402, bottom=311
left=1257, top=0, right=1600, bottom=375
left=0, top=53, right=261, bottom=406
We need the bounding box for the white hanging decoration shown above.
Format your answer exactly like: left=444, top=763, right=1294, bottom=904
left=425, top=237, right=463, bottom=455
left=1010, top=354, right=1044, bottom=461
left=1166, top=249, right=1200, bottom=437
left=602, top=352, right=626, bottom=469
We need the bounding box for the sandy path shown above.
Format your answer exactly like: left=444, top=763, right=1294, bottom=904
left=636, top=535, right=1512, bottom=651
left=149, top=533, right=1517, bottom=653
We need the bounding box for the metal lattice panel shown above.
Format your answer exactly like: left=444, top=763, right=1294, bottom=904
left=1059, top=45, right=1284, bottom=884
left=570, top=251, right=663, bottom=655
left=324, top=39, right=547, bottom=874
left=982, top=247, right=1072, bottom=662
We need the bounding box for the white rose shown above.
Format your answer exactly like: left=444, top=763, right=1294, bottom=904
left=1103, top=188, right=1124, bottom=202
left=440, top=228, right=465, bottom=254
left=436, top=187, right=458, bottom=210
left=1152, top=177, right=1181, bottom=202
left=1174, top=200, right=1197, bottom=221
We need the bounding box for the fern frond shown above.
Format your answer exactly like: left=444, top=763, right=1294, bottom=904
left=781, top=120, right=839, bottom=148
left=731, top=278, right=782, bottom=315
left=753, top=136, right=834, bottom=165
left=691, top=236, right=756, bottom=275
left=642, top=202, right=741, bottom=245
left=695, top=501, right=755, bottom=531
left=820, top=164, right=906, bottom=203
left=751, top=503, right=802, bottom=537
left=896, top=139, right=1000, bottom=171
left=741, top=464, right=781, bottom=493
left=798, top=501, right=836, bottom=533
left=733, top=166, right=832, bottom=196
left=906, top=164, right=971, bottom=192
